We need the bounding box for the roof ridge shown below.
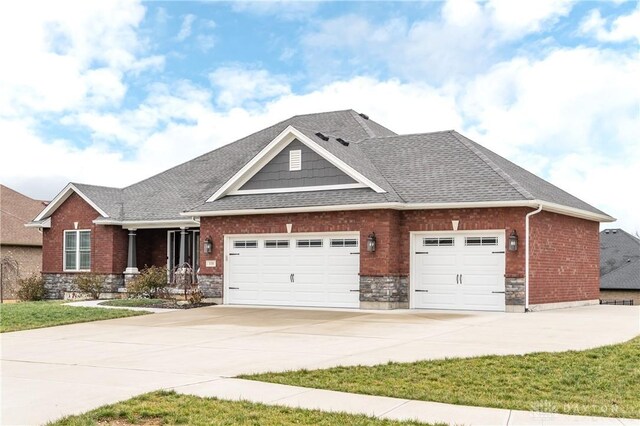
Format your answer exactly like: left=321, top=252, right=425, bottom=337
left=449, top=131, right=535, bottom=201
left=72, top=182, right=122, bottom=191
left=604, top=229, right=640, bottom=244
left=358, top=129, right=457, bottom=143
left=349, top=110, right=376, bottom=138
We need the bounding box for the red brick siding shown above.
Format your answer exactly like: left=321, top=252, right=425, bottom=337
left=199, top=210, right=401, bottom=276
left=529, top=211, right=600, bottom=304
left=42, top=193, right=127, bottom=274
left=199, top=207, right=529, bottom=279
left=136, top=229, right=168, bottom=269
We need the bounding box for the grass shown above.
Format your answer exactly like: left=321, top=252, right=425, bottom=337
left=50, top=390, right=438, bottom=426
left=244, top=336, right=640, bottom=418
left=0, top=301, right=147, bottom=333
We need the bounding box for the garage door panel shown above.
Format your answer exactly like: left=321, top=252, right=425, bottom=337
left=228, top=234, right=360, bottom=308
left=413, top=232, right=505, bottom=311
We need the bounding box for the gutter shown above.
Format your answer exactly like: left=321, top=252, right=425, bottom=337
left=525, top=204, right=543, bottom=311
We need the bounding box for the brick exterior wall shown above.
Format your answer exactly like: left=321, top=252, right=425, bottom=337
left=42, top=193, right=128, bottom=274
left=528, top=211, right=600, bottom=305
left=0, top=244, right=42, bottom=299
left=136, top=229, right=167, bottom=269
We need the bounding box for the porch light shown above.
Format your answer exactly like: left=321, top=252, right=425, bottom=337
left=508, top=230, right=518, bottom=252
left=367, top=232, right=377, bottom=252
left=204, top=236, right=213, bottom=254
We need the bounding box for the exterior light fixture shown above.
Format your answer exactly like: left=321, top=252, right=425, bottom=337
left=508, top=230, right=518, bottom=252
left=367, top=232, right=377, bottom=252
left=204, top=236, right=213, bottom=254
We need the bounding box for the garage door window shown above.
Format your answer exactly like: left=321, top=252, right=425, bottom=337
left=422, top=237, right=454, bottom=247
left=265, top=240, right=290, bottom=248
left=297, top=239, right=323, bottom=248
left=465, top=236, right=498, bottom=246
left=234, top=240, right=258, bottom=248
left=330, top=238, right=358, bottom=248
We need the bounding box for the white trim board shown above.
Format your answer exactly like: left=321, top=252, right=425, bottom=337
left=34, top=183, right=110, bottom=221
left=182, top=199, right=615, bottom=223
left=231, top=183, right=367, bottom=196
left=207, top=125, right=386, bottom=202
left=94, top=218, right=200, bottom=230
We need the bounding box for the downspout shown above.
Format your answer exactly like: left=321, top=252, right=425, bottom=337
left=525, top=204, right=543, bottom=312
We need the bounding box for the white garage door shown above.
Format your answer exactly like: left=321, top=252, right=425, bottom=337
left=226, top=234, right=360, bottom=308
left=412, top=231, right=506, bottom=311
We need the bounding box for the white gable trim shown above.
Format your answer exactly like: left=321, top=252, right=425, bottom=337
left=207, top=125, right=386, bottom=202
left=33, top=183, right=110, bottom=221
left=232, top=183, right=367, bottom=196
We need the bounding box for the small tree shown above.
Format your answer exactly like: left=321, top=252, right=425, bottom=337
left=74, top=273, right=104, bottom=299
left=127, top=265, right=168, bottom=298
left=16, top=275, right=45, bottom=301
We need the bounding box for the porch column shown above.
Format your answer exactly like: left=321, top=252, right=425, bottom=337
left=179, top=228, right=187, bottom=266
left=124, top=229, right=138, bottom=274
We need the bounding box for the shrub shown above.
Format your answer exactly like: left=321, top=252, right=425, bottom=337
left=188, top=288, right=204, bottom=304
left=127, top=265, right=168, bottom=298
left=16, top=275, right=45, bottom=301
left=74, top=273, right=104, bottom=299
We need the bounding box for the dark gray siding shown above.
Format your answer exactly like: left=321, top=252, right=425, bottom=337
left=239, top=140, right=356, bottom=190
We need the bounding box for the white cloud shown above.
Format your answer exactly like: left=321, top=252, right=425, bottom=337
left=580, top=7, right=640, bottom=43
left=231, top=1, right=319, bottom=21
left=177, top=14, right=196, bottom=41
left=300, top=0, right=575, bottom=82
left=209, top=67, right=292, bottom=108
left=0, top=0, right=155, bottom=116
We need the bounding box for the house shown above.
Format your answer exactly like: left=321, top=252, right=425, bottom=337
left=28, top=110, right=614, bottom=312
left=600, top=228, right=640, bottom=305
left=1, top=185, right=48, bottom=299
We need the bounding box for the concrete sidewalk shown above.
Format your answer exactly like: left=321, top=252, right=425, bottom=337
left=65, top=299, right=179, bottom=313
left=173, top=378, right=640, bottom=426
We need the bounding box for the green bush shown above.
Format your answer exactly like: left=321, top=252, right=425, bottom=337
left=16, top=275, right=45, bottom=301
left=74, top=273, right=104, bottom=299
left=127, top=265, right=168, bottom=298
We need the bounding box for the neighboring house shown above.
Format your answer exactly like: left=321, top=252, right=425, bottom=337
left=0, top=185, right=48, bottom=299
left=600, top=228, right=640, bottom=304
left=28, top=110, right=614, bottom=312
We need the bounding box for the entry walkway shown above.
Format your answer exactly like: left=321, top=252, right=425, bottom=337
left=174, top=377, right=640, bottom=426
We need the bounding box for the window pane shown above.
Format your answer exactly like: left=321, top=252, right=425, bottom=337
left=234, top=240, right=257, bottom=248
left=79, top=231, right=91, bottom=250
left=265, top=240, right=289, bottom=248
left=79, top=252, right=91, bottom=270
left=65, top=231, right=77, bottom=250
left=330, top=239, right=358, bottom=248
left=297, top=239, right=323, bottom=248
left=65, top=251, right=76, bottom=270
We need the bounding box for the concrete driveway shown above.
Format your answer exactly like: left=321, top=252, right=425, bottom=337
left=2, top=304, right=639, bottom=425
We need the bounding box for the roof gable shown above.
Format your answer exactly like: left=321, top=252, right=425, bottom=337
left=207, top=125, right=386, bottom=202
left=237, top=139, right=358, bottom=193
left=33, top=183, right=115, bottom=222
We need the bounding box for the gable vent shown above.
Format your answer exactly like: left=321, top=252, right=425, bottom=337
left=336, top=137, right=349, bottom=147
left=359, top=113, right=369, bottom=120
left=289, top=149, right=302, bottom=171
left=315, top=132, right=329, bottom=141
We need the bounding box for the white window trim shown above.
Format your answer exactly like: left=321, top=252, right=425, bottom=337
left=63, top=229, right=91, bottom=272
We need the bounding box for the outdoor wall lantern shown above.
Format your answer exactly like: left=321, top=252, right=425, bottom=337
left=204, top=236, right=213, bottom=254
left=508, top=230, right=518, bottom=252
left=367, top=232, right=377, bottom=252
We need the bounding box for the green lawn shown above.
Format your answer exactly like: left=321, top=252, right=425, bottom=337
left=0, top=301, right=147, bottom=333
left=244, top=336, right=640, bottom=418
left=50, top=390, right=437, bottom=426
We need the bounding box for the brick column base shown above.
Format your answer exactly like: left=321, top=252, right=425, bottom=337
left=505, top=277, right=525, bottom=313
left=197, top=274, right=223, bottom=303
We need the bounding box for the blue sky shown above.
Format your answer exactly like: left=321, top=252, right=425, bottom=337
left=1, top=0, right=638, bottom=232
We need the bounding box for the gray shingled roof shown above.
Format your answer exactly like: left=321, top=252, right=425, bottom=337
left=48, top=110, right=609, bottom=221
left=600, top=229, right=640, bottom=290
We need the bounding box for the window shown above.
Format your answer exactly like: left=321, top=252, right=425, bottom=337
left=233, top=240, right=258, bottom=248
left=289, top=149, right=302, bottom=171
left=64, top=230, right=91, bottom=271
left=422, top=237, right=454, bottom=247
left=265, top=240, right=290, bottom=248
left=330, top=238, right=358, bottom=248
left=296, top=239, right=323, bottom=248
left=465, top=236, right=498, bottom=246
